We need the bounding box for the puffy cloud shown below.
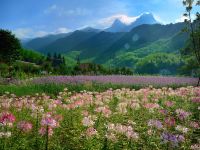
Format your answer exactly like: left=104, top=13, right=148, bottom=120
left=55, top=27, right=71, bottom=34
left=175, top=16, right=188, bottom=23
left=13, top=28, right=49, bottom=39
left=97, top=14, right=139, bottom=28
left=13, top=28, right=33, bottom=39
left=175, top=14, right=196, bottom=23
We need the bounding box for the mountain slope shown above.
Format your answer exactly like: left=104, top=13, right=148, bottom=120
left=95, top=23, right=186, bottom=63
left=73, top=31, right=125, bottom=59
left=105, top=19, right=128, bottom=32
left=80, top=27, right=101, bottom=33
left=39, top=30, right=98, bottom=54
left=23, top=33, right=71, bottom=50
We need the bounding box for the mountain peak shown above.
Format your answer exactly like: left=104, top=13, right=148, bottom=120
left=105, top=18, right=127, bottom=32
left=113, top=19, right=124, bottom=25
left=139, top=12, right=155, bottom=20
left=105, top=12, right=159, bottom=32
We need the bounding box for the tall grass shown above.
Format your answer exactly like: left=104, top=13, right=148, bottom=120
left=0, top=82, right=191, bottom=96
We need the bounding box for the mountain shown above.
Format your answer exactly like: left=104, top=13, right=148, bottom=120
left=74, top=31, right=125, bottom=59
left=95, top=23, right=186, bottom=63
left=39, top=30, right=98, bottom=54
left=80, top=27, right=101, bottom=33
left=105, top=19, right=128, bottom=32
left=23, top=33, right=72, bottom=50
left=22, top=22, right=188, bottom=70
left=105, top=13, right=158, bottom=32
left=126, top=13, right=158, bottom=32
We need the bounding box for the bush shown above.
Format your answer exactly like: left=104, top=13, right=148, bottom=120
left=0, top=63, right=9, bottom=77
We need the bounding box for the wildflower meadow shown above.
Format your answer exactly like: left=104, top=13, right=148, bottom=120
left=0, top=86, right=199, bottom=150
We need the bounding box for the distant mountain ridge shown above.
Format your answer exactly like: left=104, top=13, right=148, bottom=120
left=22, top=13, right=188, bottom=69
left=24, top=32, right=72, bottom=50
left=23, top=12, right=159, bottom=51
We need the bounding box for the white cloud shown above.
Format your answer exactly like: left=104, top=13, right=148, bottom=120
left=97, top=14, right=139, bottom=28
left=13, top=28, right=49, bottom=39
left=175, top=14, right=196, bottom=23
left=13, top=27, right=71, bottom=39
left=96, top=12, right=162, bottom=29
left=13, top=28, right=33, bottom=39
left=153, top=14, right=166, bottom=24
left=175, top=16, right=188, bottom=23
left=54, top=27, right=71, bottom=34
left=44, top=5, right=91, bottom=16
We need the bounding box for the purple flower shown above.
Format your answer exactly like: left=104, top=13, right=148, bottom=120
left=31, top=75, right=198, bottom=86
left=161, top=132, right=185, bottom=147
left=175, top=109, right=191, bottom=120
left=176, top=135, right=185, bottom=142
left=148, top=119, right=163, bottom=129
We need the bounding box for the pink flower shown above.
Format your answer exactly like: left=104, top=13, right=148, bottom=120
left=17, top=121, right=33, bottom=132
left=165, top=101, right=174, bottom=107
left=54, top=115, right=63, bottom=122
left=39, top=127, right=53, bottom=136
left=1, top=102, right=10, bottom=109
left=95, top=106, right=112, bottom=117
left=82, top=111, right=89, bottom=117
left=41, top=117, right=57, bottom=128
left=0, top=112, right=16, bottom=125
left=159, top=109, right=168, bottom=115
left=165, top=117, right=176, bottom=127
left=144, top=103, right=160, bottom=109
left=190, top=121, right=200, bottom=129
left=192, top=97, right=200, bottom=103
left=86, top=127, right=97, bottom=137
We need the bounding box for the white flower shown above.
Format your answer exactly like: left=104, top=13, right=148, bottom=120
left=175, top=125, right=189, bottom=133
left=191, top=144, right=200, bottom=150
left=5, top=132, right=11, bottom=138
left=0, top=132, right=4, bottom=138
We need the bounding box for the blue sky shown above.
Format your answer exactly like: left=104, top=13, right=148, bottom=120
left=0, top=0, right=195, bottom=39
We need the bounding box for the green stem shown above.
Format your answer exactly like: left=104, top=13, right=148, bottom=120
left=45, top=125, right=49, bottom=150
left=35, top=110, right=39, bottom=149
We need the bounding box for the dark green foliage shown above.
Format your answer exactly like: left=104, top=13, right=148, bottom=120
left=181, top=0, right=200, bottom=80
left=0, top=29, right=21, bottom=63
left=0, top=63, right=9, bottom=77
left=12, top=61, right=41, bottom=76
left=95, top=23, right=186, bottom=63
left=72, top=62, right=133, bottom=75
left=135, top=53, right=182, bottom=75
left=19, top=49, right=45, bottom=65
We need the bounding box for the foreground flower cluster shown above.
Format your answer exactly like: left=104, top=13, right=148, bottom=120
left=0, top=86, right=199, bottom=149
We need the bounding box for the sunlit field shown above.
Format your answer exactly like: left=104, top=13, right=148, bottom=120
left=0, top=86, right=199, bottom=149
